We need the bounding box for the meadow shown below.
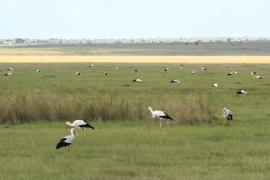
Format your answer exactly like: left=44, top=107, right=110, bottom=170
left=0, top=62, right=270, bottom=179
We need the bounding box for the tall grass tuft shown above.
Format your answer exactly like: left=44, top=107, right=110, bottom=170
left=0, top=92, right=215, bottom=124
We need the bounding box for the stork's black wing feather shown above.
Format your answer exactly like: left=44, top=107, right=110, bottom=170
left=79, top=121, right=95, bottom=130
left=56, top=138, right=70, bottom=149
left=160, top=112, right=174, bottom=121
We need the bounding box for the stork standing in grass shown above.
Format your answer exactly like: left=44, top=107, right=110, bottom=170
left=236, top=89, right=247, bottom=95
left=223, top=107, right=233, bottom=124
left=66, top=120, right=95, bottom=135
left=256, top=75, right=262, bottom=79
left=170, top=79, right=181, bottom=84
left=212, top=83, right=218, bottom=88
left=148, top=107, right=174, bottom=128
left=56, top=128, right=76, bottom=150
left=132, top=78, right=143, bottom=83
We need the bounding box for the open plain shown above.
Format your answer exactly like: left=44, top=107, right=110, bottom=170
left=0, top=60, right=270, bottom=179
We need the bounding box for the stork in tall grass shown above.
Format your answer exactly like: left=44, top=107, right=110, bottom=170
left=148, top=107, right=174, bottom=127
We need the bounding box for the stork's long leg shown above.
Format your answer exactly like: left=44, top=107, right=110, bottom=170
left=81, top=128, right=83, bottom=136
left=159, top=120, right=162, bottom=128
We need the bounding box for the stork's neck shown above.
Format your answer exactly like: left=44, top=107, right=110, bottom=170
left=66, top=121, right=73, bottom=127
left=70, top=128, right=76, bottom=136
left=148, top=107, right=154, bottom=114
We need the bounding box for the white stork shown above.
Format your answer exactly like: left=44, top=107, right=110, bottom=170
left=180, top=64, right=184, bottom=69
left=7, top=67, right=14, bottom=71
left=104, top=72, right=108, bottom=76
left=201, top=67, right=207, bottom=70
left=191, top=69, right=196, bottom=74
left=227, top=71, right=237, bottom=76
left=56, top=128, right=76, bottom=150
left=164, top=67, right=169, bottom=72
left=148, top=107, right=174, bottom=128
left=134, top=68, right=140, bottom=72
left=66, top=120, right=95, bottom=130
left=236, top=89, right=247, bottom=95
left=223, top=107, right=233, bottom=123
left=75, top=72, right=80, bottom=76
left=250, top=72, right=256, bottom=76
left=36, top=69, right=40, bottom=72
left=170, top=79, right=181, bottom=84
left=256, top=75, right=262, bottom=79
left=4, top=71, right=13, bottom=76
left=132, top=78, right=143, bottom=83
left=212, top=83, right=218, bottom=88
left=89, top=64, right=95, bottom=68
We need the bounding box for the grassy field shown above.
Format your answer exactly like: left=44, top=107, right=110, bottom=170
left=0, top=62, right=270, bottom=179
left=1, top=122, right=270, bottom=180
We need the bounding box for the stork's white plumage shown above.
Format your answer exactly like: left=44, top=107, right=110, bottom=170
left=66, top=120, right=95, bottom=130
left=56, top=128, right=76, bottom=149
left=36, top=69, right=40, bottom=72
left=148, top=107, right=174, bottom=128
left=191, top=69, right=196, bottom=74
left=164, top=67, right=169, bottom=71
left=89, top=64, right=95, bottom=68
left=7, top=67, right=14, bottom=71
left=251, top=72, right=256, bottom=76
left=75, top=72, right=80, bottom=75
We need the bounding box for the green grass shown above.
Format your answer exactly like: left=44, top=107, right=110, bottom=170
left=1, top=122, right=270, bottom=180
left=0, top=63, right=270, bottom=179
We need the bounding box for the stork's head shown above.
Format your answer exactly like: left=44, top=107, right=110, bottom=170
left=148, top=107, right=153, bottom=113
left=65, top=121, right=72, bottom=128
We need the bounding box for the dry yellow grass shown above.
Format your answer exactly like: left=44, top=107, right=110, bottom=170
left=0, top=49, right=62, bottom=55
left=0, top=56, right=270, bottom=63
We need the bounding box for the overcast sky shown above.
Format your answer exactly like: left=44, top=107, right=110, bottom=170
left=0, top=0, right=269, bottom=39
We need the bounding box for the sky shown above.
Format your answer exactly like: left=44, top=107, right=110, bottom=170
left=0, top=0, right=269, bottom=39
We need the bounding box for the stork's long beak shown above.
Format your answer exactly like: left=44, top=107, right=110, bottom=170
left=89, top=124, right=95, bottom=130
